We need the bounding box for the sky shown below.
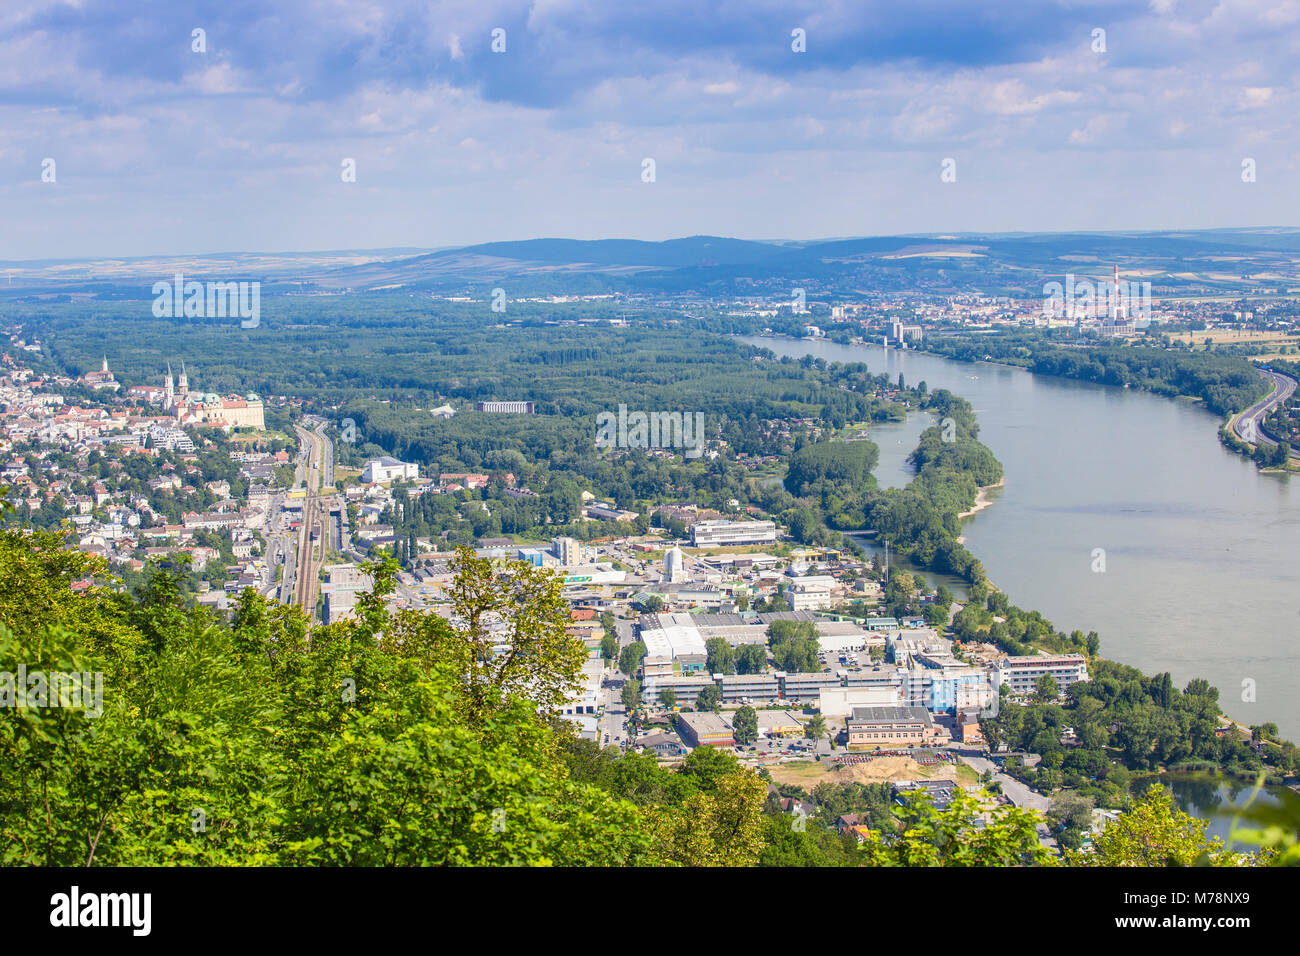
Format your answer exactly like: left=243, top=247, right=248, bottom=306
left=2, top=0, right=1299, bottom=260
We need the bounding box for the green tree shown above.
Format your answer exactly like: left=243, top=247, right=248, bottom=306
left=619, top=640, right=647, bottom=677
left=859, top=788, right=1055, bottom=867
left=705, top=637, right=736, bottom=675
left=651, top=770, right=767, bottom=866
left=621, top=679, right=642, bottom=711
left=804, top=713, right=828, bottom=748
left=1034, top=674, right=1059, bottom=702
left=769, top=619, right=820, bottom=673
left=1048, top=792, right=1095, bottom=851
left=735, top=644, right=767, bottom=674
left=1086, top=786, right=1232, bottom=867
left=0, top=531, right=657, bottom=867
left=438, top=548, right=585, bottom=726
left=696, top=684, right=722, bottom=712
left=733, top=706, right=758, bottom=745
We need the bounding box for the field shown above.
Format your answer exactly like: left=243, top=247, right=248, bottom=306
left=764, top=755, right=980, bottom=788
left=1170, top=328, right=1299, bottom=346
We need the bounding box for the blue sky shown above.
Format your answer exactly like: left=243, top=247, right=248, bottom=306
left=2, top=0, right=1298, bottom=259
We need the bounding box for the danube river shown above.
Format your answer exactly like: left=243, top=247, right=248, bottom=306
left=741, top=335, right=1300, bottom=740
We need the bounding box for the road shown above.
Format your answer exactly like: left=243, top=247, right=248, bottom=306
left=1233, top=367, right=1298, bottom=458
left=959, top=752, right=1056, bottom=853
left=959, top=754, right=1049, bottom=812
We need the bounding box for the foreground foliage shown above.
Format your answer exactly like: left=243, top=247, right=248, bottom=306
left=0, top=529, right=1291, bottom=866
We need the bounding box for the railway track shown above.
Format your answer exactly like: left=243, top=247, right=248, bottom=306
left=289, top=421, right=332, bottom=620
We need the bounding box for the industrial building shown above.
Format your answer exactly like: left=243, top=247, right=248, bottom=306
left=675, top=711, right=735, bottom=748
left=846, top=705, right=936, bottom=749
left=361, top=456, right=420, bottom=483
left=690, top=519, right=777, bottom=547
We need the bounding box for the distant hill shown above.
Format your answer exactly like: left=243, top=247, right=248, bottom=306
left=4, top=229, right=1300, bottom=300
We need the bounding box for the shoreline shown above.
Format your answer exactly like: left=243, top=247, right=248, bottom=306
left=755, top=333, right=1298, bottom=751
left=956, top=477, right=1004, bottom=534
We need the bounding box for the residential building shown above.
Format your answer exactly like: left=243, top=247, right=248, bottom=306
left=780, top=671, right=841, bottom=702
left=819, top=683, right=905, bottom=717
left=321, top=563, right=374, bottom=624
left=634, top=732, right=686, bottom=758
left=783, top=574, right=838, bottom=610
left=553, top=536, right=583, bottom=568
left=991, top=654, right=1089, bottom=696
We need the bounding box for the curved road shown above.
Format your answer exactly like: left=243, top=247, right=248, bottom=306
left=1233, top=367, right=1297, bottom=458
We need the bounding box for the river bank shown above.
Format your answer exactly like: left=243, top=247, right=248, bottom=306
left=741, top=333, right=1300, bottom=740
left=959, top=478, right=1004, bottom=520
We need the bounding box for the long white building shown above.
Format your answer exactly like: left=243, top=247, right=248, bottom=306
left=991, top=654, right=1089, bottom=695
left=691, top=519, right=777, bottom=547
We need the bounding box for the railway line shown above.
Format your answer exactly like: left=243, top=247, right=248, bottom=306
left=289, top=420, right=333, bottom=621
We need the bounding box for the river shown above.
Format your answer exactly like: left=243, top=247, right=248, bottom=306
left=741, top=335, right=1300, bottom=740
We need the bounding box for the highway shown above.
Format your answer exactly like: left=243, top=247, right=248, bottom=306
left=1233, top=367, right=1298, bottom=459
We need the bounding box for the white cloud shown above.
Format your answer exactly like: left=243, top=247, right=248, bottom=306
left=1239, top=86, right=1273, bottom=108
left=1068, top=115, right=1110, bottom=145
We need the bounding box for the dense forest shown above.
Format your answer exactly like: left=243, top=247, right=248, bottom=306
left=852, top=390, right=1000, bottom=586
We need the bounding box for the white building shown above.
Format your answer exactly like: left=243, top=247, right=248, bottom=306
left=639, top=613, right=708, bottom=676
left=553, top=536, right=583, bottom=568
left=362, top=456, right=420, bottom=483
left=321, top=563, right=374, bottom=624
left=691, top=519, right=777, bottom=548
left=664, top=546, right=688, bottom=583
left=783, top=574, right=839, bottom=611
left=991, top=654, right=1090, bottom=696
left=819, top=685, right=905, bottom=718
left=476, top=401, right=534, bottom=414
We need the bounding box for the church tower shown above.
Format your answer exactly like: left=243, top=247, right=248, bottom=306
left=165, top=364, right=174, bottom=409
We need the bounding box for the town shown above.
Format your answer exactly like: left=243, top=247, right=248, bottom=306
left=0, top=331, right=1165, bottom=854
